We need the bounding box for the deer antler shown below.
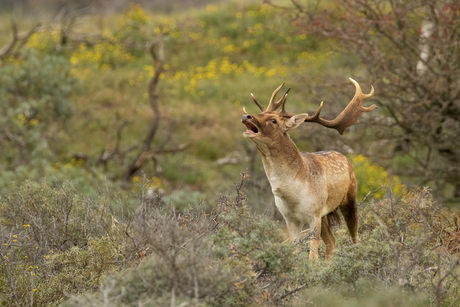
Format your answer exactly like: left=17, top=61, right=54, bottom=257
left=304, top=78, right=376, bottom=135
left=249, top=82, right=291, bottom=113
left=251, top=93, right=265, bottom=112
left=266, top=82, right=291, bottom=112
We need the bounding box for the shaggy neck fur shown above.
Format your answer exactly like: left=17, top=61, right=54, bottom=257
left=254, top=133, right=306, bottom=186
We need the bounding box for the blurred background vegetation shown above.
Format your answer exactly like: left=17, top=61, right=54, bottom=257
left=0, top=0, right=459, bottom=306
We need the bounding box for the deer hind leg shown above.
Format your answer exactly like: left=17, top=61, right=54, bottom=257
left=339, top=198, right=359, bottom=244
left=321, top=215, right=336, bottom=261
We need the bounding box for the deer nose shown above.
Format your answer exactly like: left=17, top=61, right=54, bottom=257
left=242, top=114, right=252, bottom=121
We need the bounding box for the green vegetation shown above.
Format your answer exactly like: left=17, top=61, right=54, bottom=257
left=1, top=174, right=458, bottom=306
left=0, top=0, right=458, bottom=306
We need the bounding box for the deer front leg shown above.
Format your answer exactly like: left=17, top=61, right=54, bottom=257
left=309, top=217, right=322, bottom=260
left=275, top=196, right=302, bottom=242
left=285, top=219, right=302, bottom=242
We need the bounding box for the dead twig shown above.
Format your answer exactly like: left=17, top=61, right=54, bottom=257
left=0, top=20, right=41, bottom=63
left=276, top=283, right=307, bottom=302
left=0, top=240, right=20, bottom=307
left=126, top=36, right=165, bottom=179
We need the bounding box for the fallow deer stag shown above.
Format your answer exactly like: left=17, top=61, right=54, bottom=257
left=241, top=78, right=376, bottom=261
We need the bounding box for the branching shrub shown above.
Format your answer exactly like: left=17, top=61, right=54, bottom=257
left=2, top=173, right=459, bottom=306
left=62, top=195, right=240, bottom=306
left=39, top=236, right=125, bottom=304
left=0, top=48, right=79, bottom=190
left=0, top=180, right=111, bottom=251
left=294, top=187, right=460, bottom=306
left=0, top=179, right=125, bottom=306
left=61, top=172, right=311, bottom=306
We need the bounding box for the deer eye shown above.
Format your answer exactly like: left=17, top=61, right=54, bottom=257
left=271, top=119, right=277, bottom=124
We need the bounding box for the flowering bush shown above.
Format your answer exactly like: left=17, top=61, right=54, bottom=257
left=349, top=154, right=403, bottom=200
left=0, top=49, right=78, bottom=174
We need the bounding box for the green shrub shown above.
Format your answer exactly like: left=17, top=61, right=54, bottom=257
left=0, top=48, right=80, bottom=189
left=349, top=154, right=403, bottom=200
left=295, top=187, right=460, bottom=306
left=57, top=175, right=460, bottom=307
left=296, top=284, right=428, bottom=307
left=60, top=173, right=310, bottom=306
left=0, top=179, right=126, bottom=306
left=40, top=237, right=124, bottom=304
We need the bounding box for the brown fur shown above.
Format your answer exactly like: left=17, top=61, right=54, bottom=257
left=327, top=210, right=341, bottom=228
left=242, top=80, right=374, bottom=261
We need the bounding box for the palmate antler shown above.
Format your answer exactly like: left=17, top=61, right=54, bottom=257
left=249, top=78, right=376, bottom=134
left=304, top=78, right=376, bottom=134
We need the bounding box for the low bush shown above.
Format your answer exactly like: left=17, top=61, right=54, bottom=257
left=1, top=173, right=459, bottom=306
left=61, top=175, right=460, bottom=307
left=0, top=179, right=126, bottom=305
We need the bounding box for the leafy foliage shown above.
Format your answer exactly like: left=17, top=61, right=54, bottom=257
left=291, top=0, right=460, bottom=200
left=36, top=175, right=460, bottom=306
left=0, top=49, right=80, bottom=189
left=0, top=179, right=123, bottom=305
left=349, top=154, right=403, bottom=200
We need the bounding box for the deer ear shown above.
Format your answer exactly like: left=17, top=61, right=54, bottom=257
left=285, top=113, right=309, bottom=130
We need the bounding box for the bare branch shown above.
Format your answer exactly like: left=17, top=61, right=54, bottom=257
left=0, top=20, right=41, bottom=63
left=143, top=37, right=165, bottom=152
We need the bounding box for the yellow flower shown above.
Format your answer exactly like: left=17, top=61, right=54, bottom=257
left=29, top=119, right=39, bottom=126
left=206, top=4, right=218, bottom=12
left=17, top=113, right=26, bottom=125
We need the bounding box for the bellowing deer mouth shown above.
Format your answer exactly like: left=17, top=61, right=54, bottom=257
left=243, top=121, right=259, bottom=136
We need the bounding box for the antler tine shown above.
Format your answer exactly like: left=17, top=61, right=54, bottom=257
left=349, top=77, right=374, bottom=99
left=306, top=101, right=324, bottom=120
left=243, top=107, right=249, bottom=115
left=279, top=89, right=296, bottom=117
left=304, top=78, right=377, bottom=135
left=278, top=88, right=290, bottom=110
left=266, top=82, right=286, bottom=111
left=251, top=93, right=265, bottom=112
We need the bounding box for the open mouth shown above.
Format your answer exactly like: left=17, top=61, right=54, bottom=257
left=243, top=121, right=259, bottom=135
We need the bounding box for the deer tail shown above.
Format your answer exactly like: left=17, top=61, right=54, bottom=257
left=327, top=210, right=341, bottom=228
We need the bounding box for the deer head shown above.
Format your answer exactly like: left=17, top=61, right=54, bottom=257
left=242, top=78, right=376, bottom=144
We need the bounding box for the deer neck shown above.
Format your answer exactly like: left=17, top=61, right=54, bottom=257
left=255, top=133, right=306, bottom=188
